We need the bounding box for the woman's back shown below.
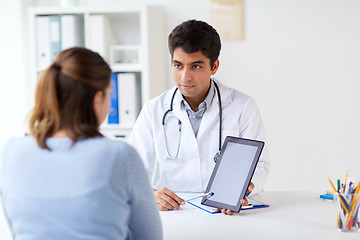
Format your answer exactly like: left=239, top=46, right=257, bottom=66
left=1, top=135, right=162, bottom=240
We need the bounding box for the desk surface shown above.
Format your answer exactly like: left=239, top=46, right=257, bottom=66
left=1, top=191, right=359, bottom=239
left=160, top=191, right=359, bottom=240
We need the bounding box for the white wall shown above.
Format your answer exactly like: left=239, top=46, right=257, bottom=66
left=68, top=0, right=360, bottom=192
left=2, top=0, right=360, bottom=189
left=0, top=1, right=28, bottom=240
left=216, top=0, right=360, bottom=191
left=0, top=0, right=29, bottom=149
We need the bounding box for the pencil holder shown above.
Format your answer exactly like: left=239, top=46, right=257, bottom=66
left=335, top=192, right=360, bottom=231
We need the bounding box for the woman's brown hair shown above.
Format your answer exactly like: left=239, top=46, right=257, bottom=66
left=29, top=47, right=112, bottom=149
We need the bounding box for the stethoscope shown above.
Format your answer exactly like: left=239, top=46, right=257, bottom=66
left=162, top=79, right=222, bottom=162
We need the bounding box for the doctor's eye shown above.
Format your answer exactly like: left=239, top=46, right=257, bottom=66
left=173, top=63, right=182, bottom=69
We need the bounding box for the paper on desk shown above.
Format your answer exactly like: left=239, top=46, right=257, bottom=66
left=159, top=193, right=213, bottom=217
left=187, top=197, right=219, bottom=214
left=178, top=193, right=219, bottom=214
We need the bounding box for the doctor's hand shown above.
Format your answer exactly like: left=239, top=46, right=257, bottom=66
left=153, top=187, right=185, bottom=211
left=215, top=182, right=255, bottom=215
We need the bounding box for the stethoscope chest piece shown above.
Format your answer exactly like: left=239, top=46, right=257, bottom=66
left=213, top=151, right=220, bottom=163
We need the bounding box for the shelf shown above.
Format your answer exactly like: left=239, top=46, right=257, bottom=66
left=28, top=5, right=167, bottom=140
left=110, top=45, right=141, bottom=66
left=110, top=64, right=142, bottom=72
left=100, top=125, right=132, bottom=141
left=100, top=124, right=133, bottom=131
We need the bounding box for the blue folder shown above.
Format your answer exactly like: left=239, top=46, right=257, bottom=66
left=108, top=73, right=119, bottom=124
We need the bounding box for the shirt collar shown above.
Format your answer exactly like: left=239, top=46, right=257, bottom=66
left=180, top=80, right=215, bottom=113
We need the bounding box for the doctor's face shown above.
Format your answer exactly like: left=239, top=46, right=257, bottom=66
left=171, top=47, right=219, bottom=109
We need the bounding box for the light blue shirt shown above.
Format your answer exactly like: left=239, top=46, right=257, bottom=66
left=181, top=80, right=215, bottom=137
left=0, top=136, right=162, bottom=240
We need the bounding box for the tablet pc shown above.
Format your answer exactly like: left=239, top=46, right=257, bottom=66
left=201, top=136, right=264, bottom=213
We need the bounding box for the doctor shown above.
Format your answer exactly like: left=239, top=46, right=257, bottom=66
left=129, top=20, right=270, bottom=215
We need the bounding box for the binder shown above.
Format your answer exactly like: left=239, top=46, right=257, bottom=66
left=49, top=15, right=61, bottom=61
left=108, top=73, right=119, bottom=124
left=60, top=14, right=84, bottom=50
left=36, top=16, right=51, bottom=70
left=118, top=73, right=140, bottom=127
left=89, top=15, right=108, bottom=59
left=36, top=14, right=84, bottom=71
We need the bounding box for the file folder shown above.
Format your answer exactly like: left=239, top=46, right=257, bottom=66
left=108, top=73, right=119, bottom=124
left=36, top=16, right=51, bottom=70
left=60, top=14, right=85, bottom=50
left=118, top=73, right=140, bottom=127
left=49, top=15, right=61, bottom=61
left=89, top=15, right=112, bottom=59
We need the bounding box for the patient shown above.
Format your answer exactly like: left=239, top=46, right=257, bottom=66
left=0, top=47, right=162, bottom=239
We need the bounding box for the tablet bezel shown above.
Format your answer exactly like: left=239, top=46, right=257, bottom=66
left=201, top=136, right=264, bottom=213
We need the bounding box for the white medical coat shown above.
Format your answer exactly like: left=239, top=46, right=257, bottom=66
left=129, top=79, right=270, bottom=194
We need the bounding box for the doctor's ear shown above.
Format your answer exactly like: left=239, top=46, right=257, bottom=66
left=211, top=59, right=219, bottom=75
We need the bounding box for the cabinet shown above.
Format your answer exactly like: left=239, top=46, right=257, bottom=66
left=28, top=5, right=167, bottom=140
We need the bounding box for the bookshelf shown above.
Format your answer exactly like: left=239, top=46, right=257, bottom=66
left=28, top=5, right=167, bottom=140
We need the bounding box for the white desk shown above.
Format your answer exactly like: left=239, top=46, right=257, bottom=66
left=160, top=191, right=359, bottom=240
left=1, top=191, right=359, bottom=239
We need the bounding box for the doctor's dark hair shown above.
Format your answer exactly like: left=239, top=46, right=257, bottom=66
left=29, top=47, right=112, bottom=150
left=168, top=19, right=221, bottom=68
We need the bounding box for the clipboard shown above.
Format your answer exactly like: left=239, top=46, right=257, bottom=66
left=187, top=197, right=269, bottom=214
left=201, top=136, right=266, bottom=213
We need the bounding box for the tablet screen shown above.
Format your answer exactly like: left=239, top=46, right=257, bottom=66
left=202, top=136, right=264, bottom=212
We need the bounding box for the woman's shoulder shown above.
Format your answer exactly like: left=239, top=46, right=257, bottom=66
left=3, top=135, right=36, bottom=150
left=80, top=137, right=139, bottom=159
left=1, top=136, right=37, bottom=165
left=83, top=137, right=144, bottom=179
left=86, top=136, right=133, bottom=149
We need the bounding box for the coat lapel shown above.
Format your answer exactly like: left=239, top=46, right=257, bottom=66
left=197, top=80, right=232, bottom=139
left=172, top=93, right=191, bottom=127
left=164, top=80, right=233, bottom=140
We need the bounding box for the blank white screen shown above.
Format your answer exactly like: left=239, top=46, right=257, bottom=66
left=208, top=142, right=258, bottom=206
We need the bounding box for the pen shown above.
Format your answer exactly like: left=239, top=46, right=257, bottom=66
left=201, top=192, right=215, bottom=204
left=349, top=182, right=354, bottom=194
left=184, top=192, right=214, bottom=202
left=328, top=177, right=337, bottom=192
left=338, top=192, right=350, bottom=213
left=343, top=173, right=348, bottom=193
